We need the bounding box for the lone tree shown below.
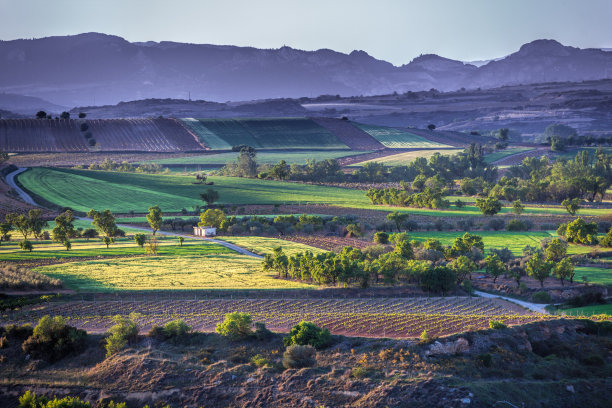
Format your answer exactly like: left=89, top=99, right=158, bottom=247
left=387, top=212, right=409, bottom=232
left=271, top=160, right=290, bottom=180
left=512, top=200, right=524, bottom=216
left=562, top=198, right=581, bottom=216
left=146, top=205, right=163, bottom=235
left=200, top=189, right=219, bottom=207
left=476, top=197, right=502, bottom=216
left=427, top=124, right=436, bottom=131
left=19, top=239, right=33, bottom=252
left=134, top=233, right=146, bottom=247
left=78, top=112, right=87, bottom=118
left=52, top=210, right=77, bottom=250
left=60, top=111, right=70, bottom=119
left=87, top=209, right=118, bottom=246
left=525, top=252, right=553, bottom=288
left=198, top=208, right=225, bottom=229
left=36, top=111, right=47, bottom=119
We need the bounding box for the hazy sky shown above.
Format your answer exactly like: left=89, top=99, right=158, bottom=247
left=1, top=0, right=611, bottom=65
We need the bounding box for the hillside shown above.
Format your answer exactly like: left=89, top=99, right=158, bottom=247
left=1, top=34, right=611, bottom=106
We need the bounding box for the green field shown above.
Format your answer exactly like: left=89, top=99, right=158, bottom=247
left=218, top=236, right=326, bottom=256
left=554, top=147, right=612, bottom=161
left=143, top=150, right=358, bottom=166
left=18, top=167, right=611, bottom=217
left=181, top=118, right=348, bottom=150
left=353, top=123, right=448, bottom=148
left=573, top=266, right=612, bottom=286
left=402, top=231, right=594, bottom=256
left=351, top=149, right=463, bottom=166
left=558, top=304, right=612, bottom=316
left=484, top=147, right=532, bottom=163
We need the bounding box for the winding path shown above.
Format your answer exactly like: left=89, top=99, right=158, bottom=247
left=474, top=290, right=548, bottom=314
left=5, top=167, right=263, bottom=259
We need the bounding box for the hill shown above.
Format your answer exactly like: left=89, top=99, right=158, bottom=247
left=1, top=34, right=611, bottom=106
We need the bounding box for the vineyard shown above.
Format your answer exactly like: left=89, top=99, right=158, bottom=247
left=0, top=119, right=88, bottom=152
left=353, top=123, right=449, bottom=148
left=3, top=297, right=547, bottom=338
left=311, top=117, right=385, bottom=150
left=350, top=148, right=463, bottom=166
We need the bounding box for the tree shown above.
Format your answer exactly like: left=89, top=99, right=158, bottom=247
left=102, top=236, right=114, bottom=249
left=561, top=198, right=581, bottom=216
left=146, top=205, right=163, bottom=235
left=553, top=258, right=574, bottom=286
left=105, top=315, right=138, bottom=357
left=200, top=189, right=219, bottom=207
left=60, top=111, right=70, bottom=119
left=237, top=147, right=258, bottom=177
left=271, top=160, right=290, bottom=180
left=345, top=223, right=362, bottom=237
left=386, top=212, right=409, bottom=232
left=134, top=233, right=146, bottom=247
left=497, top=128, right=509, bottom=141
left=476, top=197, right=502, bottom=216
left=19, top=239, right=33, bottom=252
left=51, top=210, right=76, bottom=249
left=35, top=111, right=47, bottom=119
left=543, top=238, right=567, bottom=262
left=198, top=208, right=225, bottom=228
left=78, top=112, right=87, bottom=118
left=27, top=209, right=47, bottom=240
left=81, top=228, right=98, bottom=240
left=0, top=222, right=12, bottom=243
left=450, top=255, right=477, bottom=284
left=6, top=213, right=30, bottom=240
left=484, top=254, right=506, bottom=283
left=427, top=124, right=436, bottom=130
left=215, top=312, right=252, bottom=340
left=601, top=226, right=612, bottom=247
left=562, top=217, right=598, bottom=245
left=87, top=209, right=118, bottom=237
left=283, top=321, right=331, bottom=349
left=525, top=252, right=553, bottom=288
left=178, top=236, right=184, bottom=247
left=263, top=246, right=289, bottom=278
left=512, top=200, right=524, bottom=216
left=373, top=231, right=389, bottom=244
left=420, top=266, right=456, bottom=294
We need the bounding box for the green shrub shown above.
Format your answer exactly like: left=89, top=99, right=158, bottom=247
left=419, top=330, right=430, bottom=341
left=104, top=315, right=138, bottom=357
left=18, top=390, right=126, bottom=408
left=506, top=219, right=529, bottom=231
left=21, top=315, right=87, bottom=362
left=4, top=324, right=33, bottom=340
left=477, top=353, right=493, bottom=367
left=253, top=322, right=272, bottom=340
left=489, top=320, right=507, bottom=330
left=351, top=365, right=370, bottom=378
left=163, top=319, right=191, bottom=339
left=215, top=312, right=252, bottom=340
left=532, top=291, right=552, bottom=303
left=373, top=231, right=389, bottom=244
left=250, top=353, right=271, bottom=368
left=283, top=321, right=331, bottom=349
left=282, top=344, right=316, bottom=369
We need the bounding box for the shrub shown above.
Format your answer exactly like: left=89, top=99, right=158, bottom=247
left=283, top=321, right=331, bottom=349
left=506, top=219, right=531, bottom=231
left=477, top=353, right=493, bottom=367
left=420, top=266, right=456, bottom=294
left=250, top=353, right=271, bottom=368
left=282, top=344, right=316, bottom=369
left=21, top=315, right=87, bottom=362
left=4, top=324, right=33, bottom=340
left=373, top=231, right=389, bottom=244
left=18, top=391, right=126, bottom=408
left=216, top=312, right=252, bottom=340
left=532, top=291, right=552, bottom=303
left=104, top=315, right=138, bottom=357
left=253, top=322, right=272, bottom=340
left=487, top=219, right=505, bottom=231
left=489, top=320, right=507, bottom=330
left=419, top=330, right=430, bottom=341
left=19, top=240, right=33, bottom=252
left=150, top=319, right=193, bottom=344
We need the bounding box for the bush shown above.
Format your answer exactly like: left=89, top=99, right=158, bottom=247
left=487, top=219, right=505, bottom=231
left=18, top=391, right=127, bottom=408
left=4, top=324, right=33, bottom=340
left=253, top=322, right=272, bottom=340
left=506, top=219, right=531, bottom=231
left=282, top=344, right=316, bottom=369
left=283, top=321, right=331, bottom=349
left=477, top=353, right=493, bottom=367
left=251, top=353, right=271, bottom=368
left=420, top=267, right=456, bottom=294
left=489, top=320, right=507, bottom=330
left=532, top=291, right=552, bottom=303
left=104, top=315, right=138, bottom=357
left=216, top=312, right=252, bottom=340
left=373, top=231, right=389, bottom=244
left=21, top=315, right=87, bottom=362
left=149, top=319, right=192, bottom=343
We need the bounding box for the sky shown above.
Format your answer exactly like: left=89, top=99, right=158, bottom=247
left=0, top=0, right=611, bottom=65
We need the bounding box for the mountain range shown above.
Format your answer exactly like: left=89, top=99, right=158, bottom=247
left=0, top=33, right=611, bottom=107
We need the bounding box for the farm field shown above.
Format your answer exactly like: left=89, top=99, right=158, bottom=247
left=142, top=150, right=358, bottom=166
left=402, top=231, right=594, bottom=256
left=559, top=304, right=612, bottom=316
left=4, top=296, right=544, bottom=337
left=218, top=236, right=326, bottom=256
left=353, top=123, right=449, bottom=148
left=484, top=147, right=532, bottom=163
left=554, top=147, right=612, bottom=161
left=573, top=266, right=612, bottom=286
left=181, top=118, right=348, bottom=150
left=350, top=149, right=463, bottom=166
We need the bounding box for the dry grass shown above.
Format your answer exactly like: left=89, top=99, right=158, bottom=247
left=0, top=262, right=62, bottom=290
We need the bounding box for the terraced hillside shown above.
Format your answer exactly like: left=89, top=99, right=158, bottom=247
left=311, top=118, right=385, bottom=150
left=353, top=123, right=449, bottom=148
left=0, top=119, right=88, bottom=152
left=181, top=117, right=353, bottom=150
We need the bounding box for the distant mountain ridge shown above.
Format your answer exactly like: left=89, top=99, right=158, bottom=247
left=0, top=33, right=610, bottom=106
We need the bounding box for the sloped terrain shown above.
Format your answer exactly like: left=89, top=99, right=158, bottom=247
left=0, top=119, right=88, bottom=152
left=311, top=118, right=385, bottom=150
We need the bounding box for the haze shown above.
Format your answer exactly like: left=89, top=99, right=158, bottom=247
left=1, top=0, right=611, bottom=65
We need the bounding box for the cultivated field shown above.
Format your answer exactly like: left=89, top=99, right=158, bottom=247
left=484, top=147, right=533, bottom=163
left=353, top=123, right=449, bottom=148
left=351, top=148, right=463, bottom=166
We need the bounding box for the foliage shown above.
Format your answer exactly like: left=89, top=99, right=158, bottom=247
left=373, top=231, right=389, bottom=244
left=420, top=267, right=456, bottom=294
left=506, top=219, right=530, bottom=231
left=601, top=227, right=612, bottom=247
left=512, top=200, right=524, bottom=216
left=283, top=344, right=316, bottom=369
left=283, top=321, right=331, bottom=349
left=199, top=208, right=225, bottom=228
left=543, top=238, right=567, bottom=262
left=386, top=212, right=409, bottom=232
left=484, top=254, right=506, bottom=283
left=200, top=188, right=220, bottom=206
left=146, top=205, right=163, bottom=235
left=19, top=240, right=33, bottom=252
left=21, top=315, right=87, bottom=362
left=450, top=256, right=477, bottom=283
left=475, top=197, right=502, bottom=216
left=561, top=197, right=582, bottom=215
left=559, top=218, right=598, bottom=245
left=215, top=312, right=253, bottom=340
left=532, top=291, right=552, bottom=303
left=525, top=252, right=554, bottom=287
left=133, top=233, right=146, bottom=247
left=18, top=391, right=126, bottom=408
left=553, top=257, right=575, bottom=286
left=105, top=314, right=139, bottom=357
left=87, top=209, right=118, bottom=237
left=489, top=320, right=507, bottom=330
left=52, top=210, right=77, bottom=248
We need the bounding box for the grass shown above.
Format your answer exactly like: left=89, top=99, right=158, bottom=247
left=559, top=303, right=612, bottom=316
left=18, top=167, right=611, bottom=217
left=181, top=118, right=348, bottom=150
left=217, top=236, right=326, bottom=256
left=484, top=147, right=532, bottom=163
left=350, top=149, right=463, bottom=166
left=352, top=123, right=449, bottom=148
left=35, top=252, right=315, bottom=291
left=402, top=230, right=595, bottom=256
left=573, top=266, right=612, bottom=286
left=142, top=150, right=358, bottom=166
left=553, top=147, right=612, bottom=161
